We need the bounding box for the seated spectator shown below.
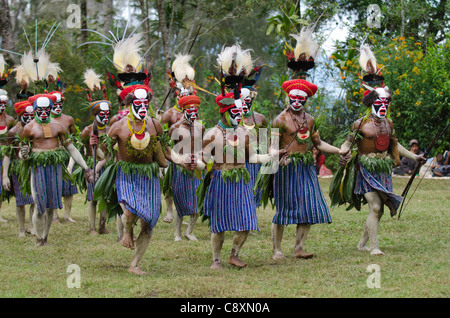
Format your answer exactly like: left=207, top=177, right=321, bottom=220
left=431, top=152, right=450, bottom=177
left=393, top=139, right=424, bottom=176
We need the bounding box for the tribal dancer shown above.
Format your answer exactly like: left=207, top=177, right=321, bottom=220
left=269, top=27, right=346, bottom=260
left=160, top=54, right=196, bottom=224
left=95, top=83, right=188, bottom=275
left=0, top=87, right=15, bottom=223
left=169, top=94, right=204, bottom=241
left=333, top=44, right=425, bottom=255
left=49, top=90, right=78, bottom=223
left=80, top=69, right=111, bottom=235
left=2, top=101, right=35, bottom=236
left=20, top=93, right=92, bottom=246
left=198, top=45, right=284, bottom=269
left=241, top=70, right=268, bottom=207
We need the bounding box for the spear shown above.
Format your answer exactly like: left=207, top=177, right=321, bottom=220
left=92, top=121, right=98, bottom=187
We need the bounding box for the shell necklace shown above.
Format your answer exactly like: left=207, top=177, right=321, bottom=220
left=126, top=114, right=150, bottom=150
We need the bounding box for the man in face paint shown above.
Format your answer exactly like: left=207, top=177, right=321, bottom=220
left=167, top=94, right=205, bottom=242
left=49, top=91, right=79, bottom=223
left=270, top=79, right=346, bottom=261
left=81, top=100, right=112, bottom=235
left=0, top=90, right=17, bottom=223
left=20, top=94, right=92, bottom=246
left=339, top=86, right=425, bottom=255
left=199, top=91, right=285, bottom=269
left=2, top=101, right=35, bottom=236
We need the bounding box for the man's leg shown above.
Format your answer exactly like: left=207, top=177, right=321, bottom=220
left=42, top=209, right=54, bottom=245
left=0, top=201, right=6, bottom=223
left=120, top=206, right=137, bottom=250
left=129, top=219, right=152, bottom=275
left=184, top=213, right=198, bottom=241
left=271, top=223, right=286, bottom=260
left=293, top=224, right=313, bottom=259
left=31, top=172, right=45, bottom=246
left=16, top=206, right=26, bottom=237
left=116, top=214, right=124, bottom=242
left=173, top=212, right=183, bottom=241
left=358, top=191, right=384, bottom=255
left=63, top=195, right=75, bottom=223
left=27, top=204, right=35, bottom=235
left=229, top=230, right=250, bottom=268
left=98, top=208, right=109, bottom=234
left=163, top=196, right=174, bottom=223
left=87, top=200, right=98, bottom=235
left=210, top=232, right=225, bottom=269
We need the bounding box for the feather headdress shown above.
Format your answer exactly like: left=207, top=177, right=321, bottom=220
left=113, top=33, right=145, bottom=73
left=358, top=44, right=384, bottom=87
left=217, top=45, right=253, bottom=96
left=285, top=26, right=319, bottom=79
left=169, top=53, right=197, bottom=97
left=0, top=54, right=6, bottom=78
left=83, top=68, right=107, bottom=103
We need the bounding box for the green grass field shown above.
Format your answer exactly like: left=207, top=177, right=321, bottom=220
left=0, top=177, right=448, bottom=298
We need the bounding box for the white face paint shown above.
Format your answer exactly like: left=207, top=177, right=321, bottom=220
left=131, top=88, right=149, bottom=120
left=371, top=88, right=390, bottom=119
left=22, top=105, right=35, bottom=125
left=35, top=97, right=52, bottom=122
left=51, top=93, right=63, bottom=115
left=95, top=102, right=111, bottom=126
left=288, top=89, right=308, bottom=111
left=241, top=88, right=252, bottom=115
left=227, top=99, right=243, bottom=126
left=0, top=95, right=7, bottom=113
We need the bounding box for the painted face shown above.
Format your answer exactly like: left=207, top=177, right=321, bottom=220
left=0, top=95, right=7, bottom=114
left=95, top=102, right=110, bottom=126
left=288, top=89, right=308, bottom=111
left=51, top=93, right=63, bottom=115
left=184, top=104, right=198, bottom=122
left=21, top=106, right=35, bottom=125
left=371, top=88, right=390, bottom=119
left=131, top=89, right=149, bottom=120
left=241, top=88, right=253, bottom=116
left=226, top=99, right=243, bottom=126
left=35, top=97, right=52, bottom=123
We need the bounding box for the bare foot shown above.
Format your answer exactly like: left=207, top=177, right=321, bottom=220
left=163, top=215, right=173, bottom=223
left=26, top=227, right=35, bottom=236
left=99, top=227, right=110, bottom=235
left=272, top=251, right=286, bottom=261
left=65, top=217, right=76, bottom=223
left=184, top=233, right=198, bottom=241
left=210, top=261, right=223, bottom=270
left=89, top=229, right=99, bottom=235
left=129, top=265, right=146, bottom=275
left=292, top=248, right=314, bottom=259
left=228, top=255, right=248, bottom=268
left=174, top=235, right=182, bottom=242
left=36, top=238, right=44, bottom=247
left=121, top=232, right=135, bottom=250
left=53, top=217, right=60, bottom=224
left=357, top=244, right=371, bottom=252
left=370, top=248, right=384, bottom=256
left=18, top=232, right=26, bottom=238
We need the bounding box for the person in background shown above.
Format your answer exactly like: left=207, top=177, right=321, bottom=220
left=393, top=139, right=424, bottom=176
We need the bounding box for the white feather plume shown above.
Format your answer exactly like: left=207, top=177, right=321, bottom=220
left=0, top=54, right=6, bottom=76
left=13, top=64, right=29, bottom=88
left=46, top=61, right=62, bottom=82
left=83, top=69, right=103, bottom=91
left=172, top=54, right=195, bottom=82
left=290, top=27, right=319, bottom=61
left=113, top=33, right=145, bottom=73
left=217, top=45, right=253, bottom=76
left=359, top=44, right=377, bottom=74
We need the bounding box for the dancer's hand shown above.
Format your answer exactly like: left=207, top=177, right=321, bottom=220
left=415, top=153, right=426, bottom=165
left=2, top=176, right=10, bottom=191
left=20, top=145, right=30, bottom=160
left=184, top=154, right=197, bottom=171
left=85, top=169, right=94, bottom=183
left=89, top=134, right=100, bottom=146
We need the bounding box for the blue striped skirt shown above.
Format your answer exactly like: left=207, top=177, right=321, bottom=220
left=203, top=169, right=258, bottom=233
left=172, top=165, right=201, bottom=217
left=354, top=164, right=402, bottom=211
left=116, top=165, right=161, bottom=231
left=32, top=164, right=63, bottom=215
left=86, top=167, right=105, bottom=202
left=12, top=173, right=34, bottom=207
left=246, top=162, right=263, bottom=207
left=273, top=161, right=331, bottom=225
left=62, top=165, right=78, bottom=197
